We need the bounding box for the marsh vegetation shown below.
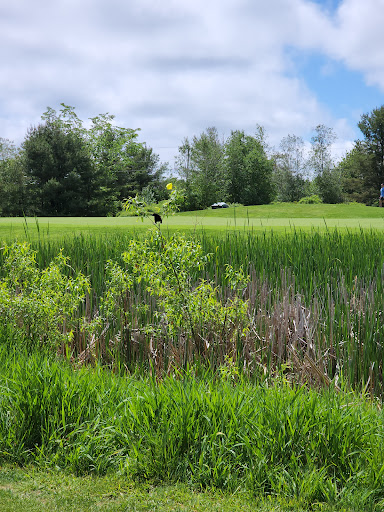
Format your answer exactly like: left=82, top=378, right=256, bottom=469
left=1, top=215, right=384, bottom=510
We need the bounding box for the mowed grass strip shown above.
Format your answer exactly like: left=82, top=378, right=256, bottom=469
left=0, top=466, right=291, bottom=512
left=1, top=203, right=384, bottom=241
left=176, top=202, right=384, bottom=219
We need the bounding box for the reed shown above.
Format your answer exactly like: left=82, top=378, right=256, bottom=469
left=0, top=227, right=383, bottom=396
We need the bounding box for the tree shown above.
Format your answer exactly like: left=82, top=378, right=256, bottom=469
left=225, top=130, right=274, bottom=205
left=337, top=143, right=373, bottom=203
left=188, top=127, right=225, bottom=208
left=22, top=121, right=97, bottom=216
left=21, top=104, right=152, bottom=216
left=0, top=137, right=17, bottom=161
left=175, top=138, right=199, bottom=211
left=0, top=139, right=32, bottom=216
left=274, top=134, right=308, bottom=202
left=356, top=105, right=384, bottom=200
left=309, top=125, right=342, bottom=203
left=1, top=105, right=171, bottom=216
left=309, top=124, right=336, bottom=175
left=193, top=127, right=225, bottom=207
left=123, top=144, right=168, bottom=201
left=175, top=129, right=227, bottom=210
left=87, top=112, right=142, bottom=213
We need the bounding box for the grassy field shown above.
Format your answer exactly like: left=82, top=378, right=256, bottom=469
left=1, top=203, right=384, bottom=241
left=176, top=202, right=384, bottom=219
left=115, top=201, right=384, bottom=220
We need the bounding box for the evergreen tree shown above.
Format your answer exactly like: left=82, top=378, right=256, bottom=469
left=357, top=105, right=384, bottom=201
left=23, top=122, right=96, bottom=215
left=123, top=145, right=167, bottom=200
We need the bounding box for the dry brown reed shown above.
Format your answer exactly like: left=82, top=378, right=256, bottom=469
left=71, top=264, right=382, bottom=395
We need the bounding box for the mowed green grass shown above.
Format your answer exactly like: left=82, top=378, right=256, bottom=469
left=1, top=203, right=384, bottom=241
left=177, top=202, right=384, bottom=219
left=0, top=465, right=296, bottom=512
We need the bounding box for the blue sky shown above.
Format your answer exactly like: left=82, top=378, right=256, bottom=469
left=293, top=50, right=383, bottom=123
left=312, top=0, right=342, bottom=13
left=1, top=0, right=384, bottom=168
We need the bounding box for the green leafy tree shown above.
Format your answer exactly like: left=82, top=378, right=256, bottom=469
left=274, top=134, right=308, bottom=202
left=309, top=125, right=342, bottom=203
left=309, top=125, right=336, bottom=175
left=175, top=138, right=199, bottom=211
left=225, top=130, right=274, bottom=205
left=0, top=138, right=33, bottom=216
left=338, top=143, right=373, bottom=203
left=0, top=137, right=17, bottom=160
left=190, top=127, right=226, bottom=208
left=87, top=112, right=142, bottom=214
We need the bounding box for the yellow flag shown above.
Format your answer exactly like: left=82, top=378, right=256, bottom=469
left=166, top=183, right=173, bottom=190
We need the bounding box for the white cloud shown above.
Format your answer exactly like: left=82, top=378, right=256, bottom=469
left=332, top=0, right=384, bottom=89
left=0, top=0, right=383, bottom=167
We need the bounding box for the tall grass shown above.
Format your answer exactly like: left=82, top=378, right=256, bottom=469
left=0, top=344, right=384, bottom=510
left=1, top=227, right=383, bottom=395
left=201, top=228, right=384, bottom=395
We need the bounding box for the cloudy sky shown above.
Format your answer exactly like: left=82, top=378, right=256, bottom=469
left=1, top=0, right=384, bottom=169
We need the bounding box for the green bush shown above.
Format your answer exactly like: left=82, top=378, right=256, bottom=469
left=0, top=242, right=90, bottom=349
left=298, top=194, right=323, bottom=204
left=103, top=230, right=249, bottom=358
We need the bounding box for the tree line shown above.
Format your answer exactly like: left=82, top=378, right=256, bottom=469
left=1, top=104, right=384, bottom=216
left=173, top=106, right=384, bottom=209
left=0, top=104, right=168, bottom=216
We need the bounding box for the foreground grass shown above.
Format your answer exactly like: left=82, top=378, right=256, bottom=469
left=0, top=465, right=307, bottom=512
left=1, top=346, right=384, bottom=511
left=1, top=210, right=384, bottom=510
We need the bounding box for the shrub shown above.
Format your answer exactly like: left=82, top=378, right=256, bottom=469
left=102, top=231, right=249, bottom=360
left=298, top=194, right=323, bottom=204
left=0, top=242, right=90, bottom=349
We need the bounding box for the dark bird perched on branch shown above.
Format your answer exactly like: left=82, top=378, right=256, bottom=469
left=153, top=213, right=162, bottom=224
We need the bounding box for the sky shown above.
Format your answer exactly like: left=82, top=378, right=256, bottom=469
left=1, top=0, right=384, bottom=170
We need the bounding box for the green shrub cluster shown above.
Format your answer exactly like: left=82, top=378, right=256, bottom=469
left=0, top=242, right=90, bottom=349
left=298, top=194, right=323, bottom=204
left=104, top=231, right=249, bottom=356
